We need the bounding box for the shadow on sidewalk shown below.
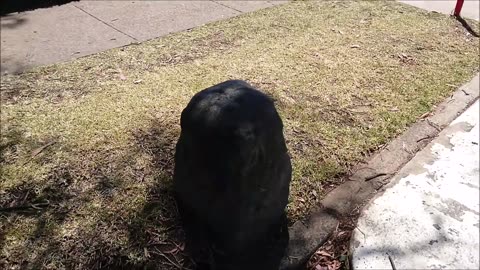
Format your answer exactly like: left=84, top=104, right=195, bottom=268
left=1, top=0, right=78, bottom=16
left=0, top=14, right=26, bottom=29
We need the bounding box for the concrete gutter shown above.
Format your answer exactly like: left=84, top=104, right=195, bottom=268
left=280, top=74, right=479, bottom=269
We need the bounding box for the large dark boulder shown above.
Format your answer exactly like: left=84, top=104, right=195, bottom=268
left=173, top=80, right=291, bottom=269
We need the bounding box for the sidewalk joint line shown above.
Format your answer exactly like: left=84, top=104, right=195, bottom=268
left=210, top=1, right=243, bottom=13
left=73, top=4, right=138, bottom=41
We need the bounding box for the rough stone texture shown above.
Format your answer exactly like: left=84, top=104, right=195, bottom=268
left=280, top=74, right=479, bottom=269
left=351, top=101, right=479, bottom=269
left=173, top=80, right=291, bottom=270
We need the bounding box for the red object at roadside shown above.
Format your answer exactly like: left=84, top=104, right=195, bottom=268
left=454, top=0, right=464, bottom=16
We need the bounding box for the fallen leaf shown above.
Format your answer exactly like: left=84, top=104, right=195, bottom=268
left=327, top=260, right=341, bottom=270
left=389, top=106, right=399, bottom=112
left=30, top=141, right=56, bottom=158
left=420, top=112, right=431, bottom=119
left=118, top=68, right=127, bottom=80
left=178, top=242, right=185, bottom=251
left=164, top=246, right=178, bottom=254
left=331, top=29, right=344, bottom=35
left=316, top=250, right=334, bottom=258
left=324, top=244, right=333, bottom=251
left=348, top=106, right=369, bottom=113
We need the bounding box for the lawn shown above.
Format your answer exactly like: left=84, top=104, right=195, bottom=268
left=1, top=1, right=478, bottom=269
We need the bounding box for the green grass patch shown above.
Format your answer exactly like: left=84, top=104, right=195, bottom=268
left=1, top=1, right=478, bottom=268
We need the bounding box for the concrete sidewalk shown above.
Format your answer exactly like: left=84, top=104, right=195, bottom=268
left=399, top=0, right=480, bottom=20
left=0, top=1, right=286, bottom=74
left=351, top=99, right=479, bottom=269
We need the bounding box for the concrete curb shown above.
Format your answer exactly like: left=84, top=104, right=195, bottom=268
left=279, top=74, right=479, bottom=270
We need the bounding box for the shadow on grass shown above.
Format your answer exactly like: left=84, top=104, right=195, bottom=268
left=0, top=120, right=190, bottom=269
left=128, top=121, right=194, bottom=269
left=0, top=174, right=75, bottom=269
left=1, top=116, right=291, bottom=269
left=455, top=15, right=480, bottom=37
left=131, top=117, right=291, bottom=270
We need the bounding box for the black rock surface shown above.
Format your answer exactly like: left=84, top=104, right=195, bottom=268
left=173, top=80, right=292, bottom=269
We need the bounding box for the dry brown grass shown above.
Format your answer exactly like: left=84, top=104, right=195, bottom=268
left=1, top=1, right=479, bottom=269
